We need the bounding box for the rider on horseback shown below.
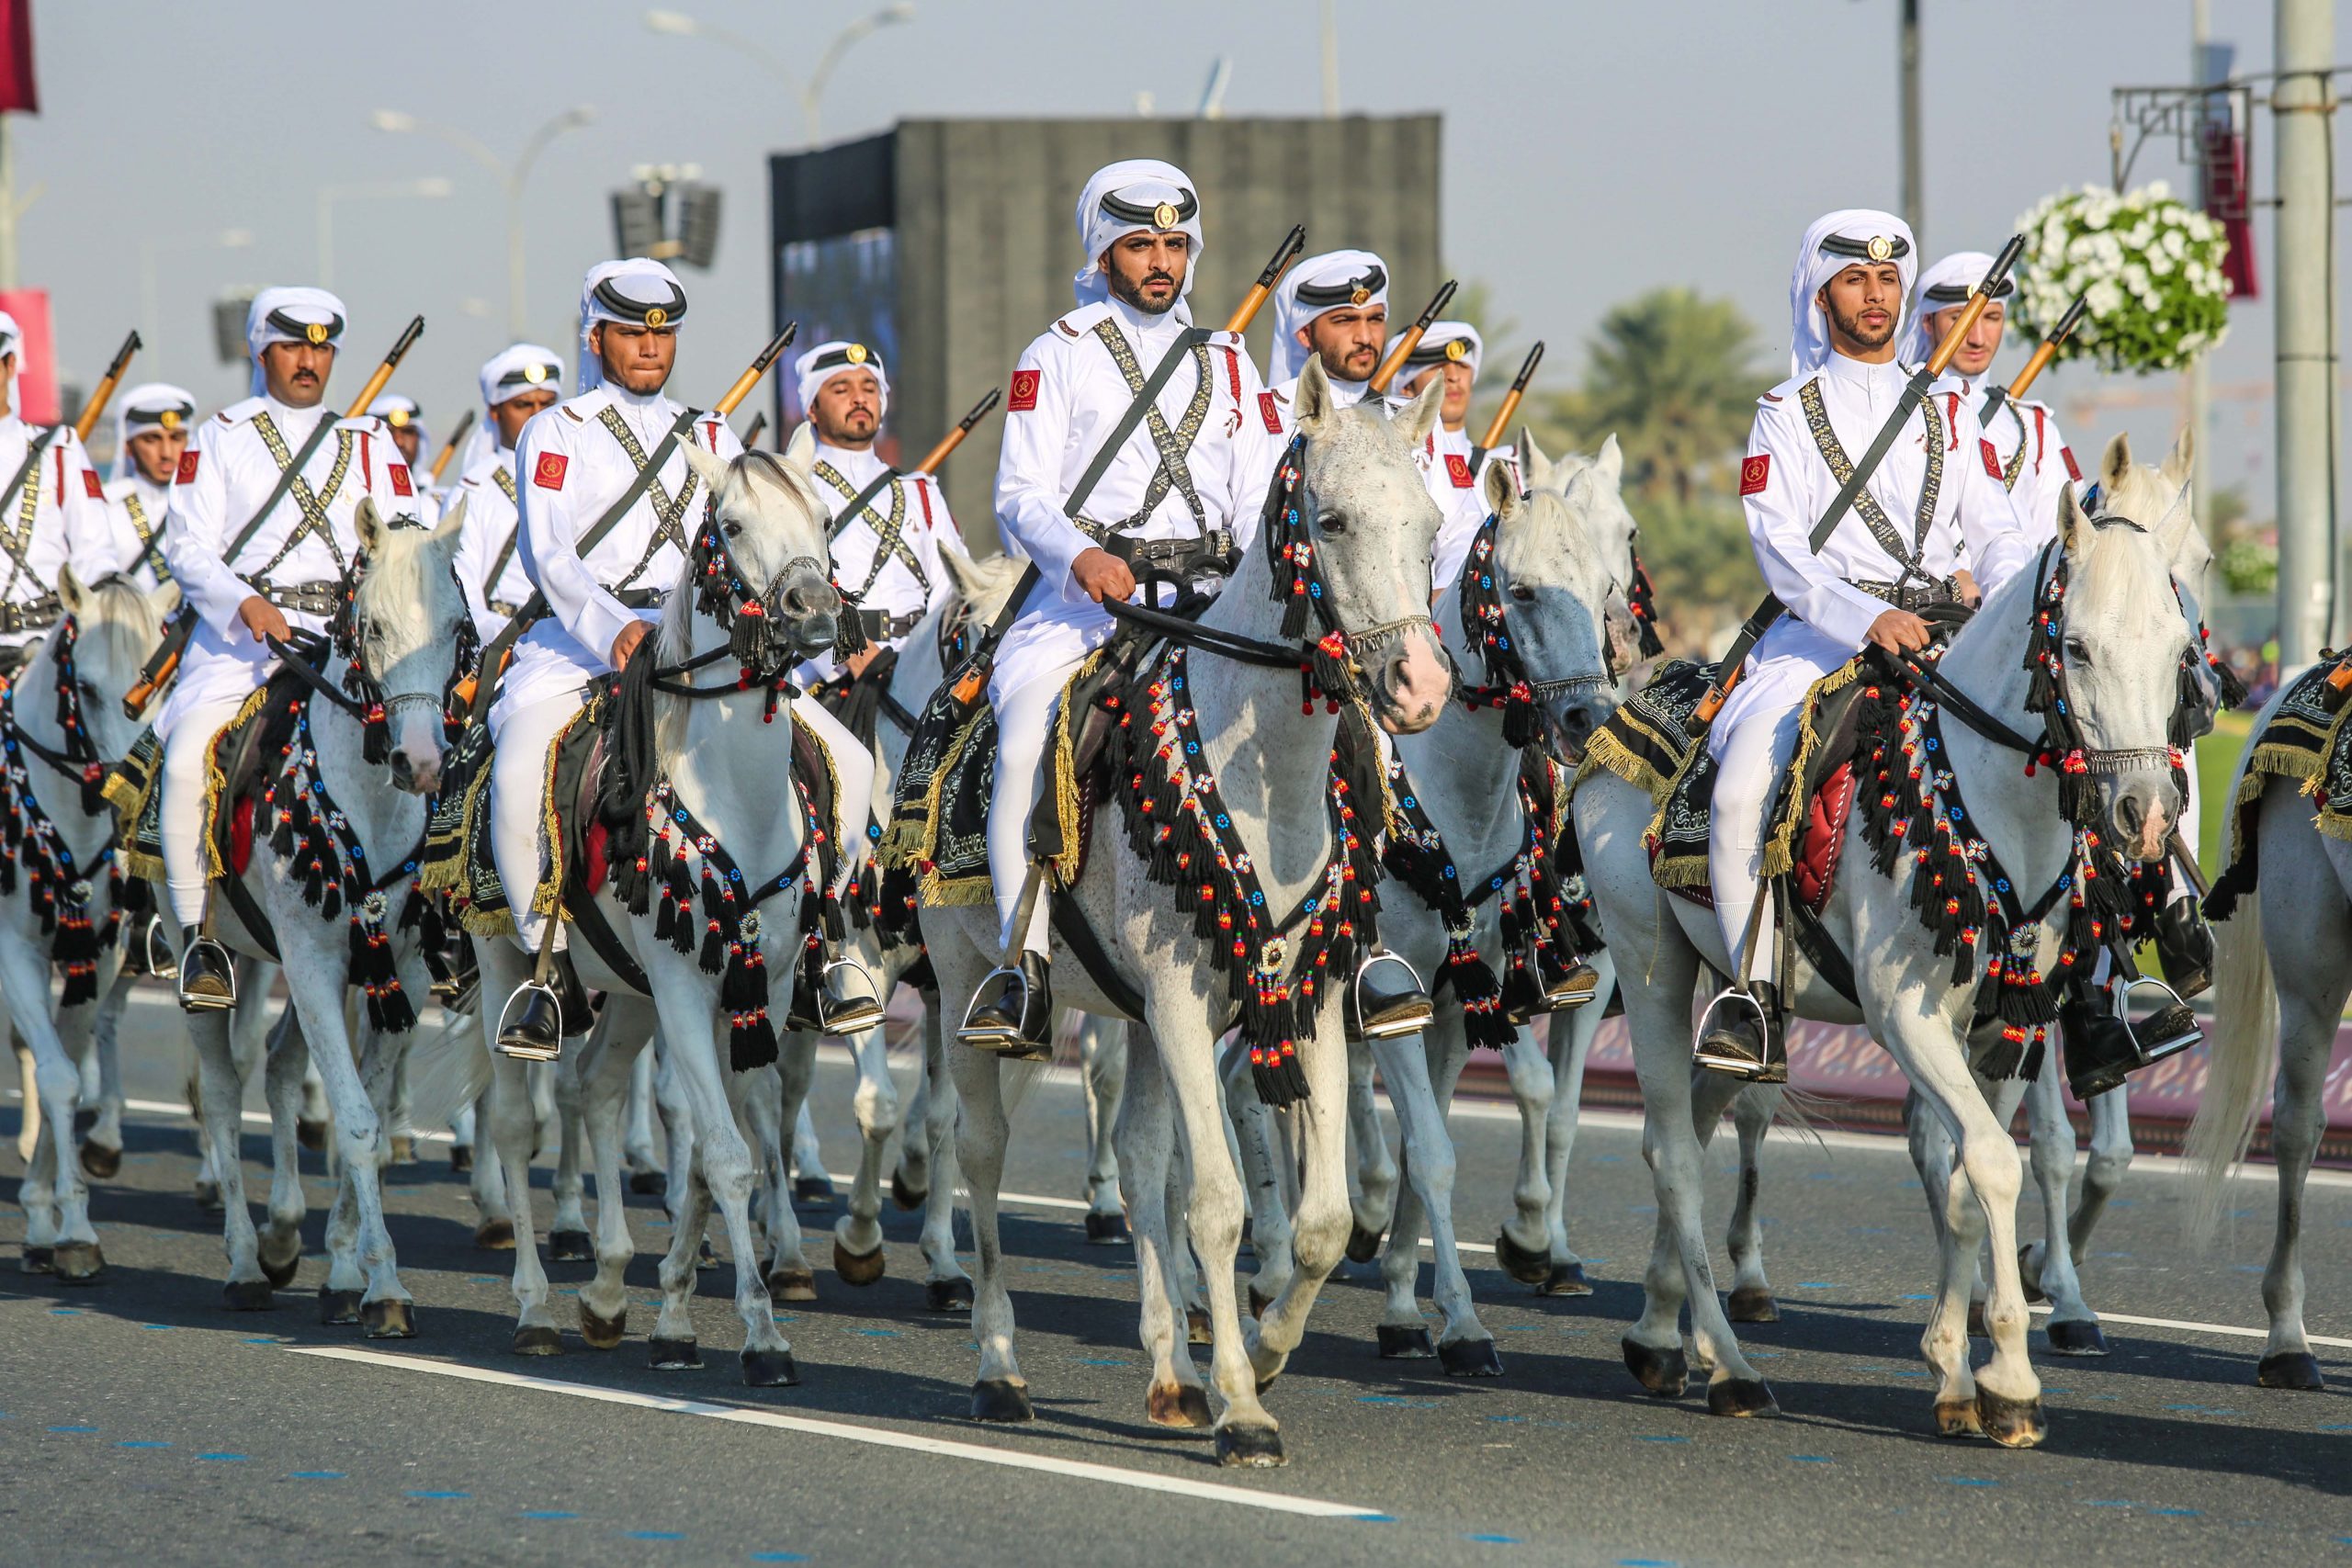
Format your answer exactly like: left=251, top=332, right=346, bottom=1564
left=448, top=344, right=566, bottom=641
left=1391, top=321, right=1502, bottom=592
left=1694, top=211, right=2041, bottom=1081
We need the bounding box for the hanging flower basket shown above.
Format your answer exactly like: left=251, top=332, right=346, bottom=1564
left=2012, top=181, right=2233, bottom=375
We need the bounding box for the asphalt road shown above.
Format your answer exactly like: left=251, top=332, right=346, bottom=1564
left=5, top=987, right=2350, bottom=1567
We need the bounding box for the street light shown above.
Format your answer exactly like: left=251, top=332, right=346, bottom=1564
left=372, top=105, right=596, bottom=336
left=316, top=177, right=452, bottom=288
left=139, top=228, right=254, bottom=355
left=644, top=4, right=913, bottom=145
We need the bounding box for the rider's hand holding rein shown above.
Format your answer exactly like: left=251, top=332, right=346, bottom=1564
left=1867, top=607, right=1931, bottom=655
left=609, top=618, right=650, bottom=671
left=1070, top=546, right=1136, bottom=605
left=237, top=594, right=291, bottom=648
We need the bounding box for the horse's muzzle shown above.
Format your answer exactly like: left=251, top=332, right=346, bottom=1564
left=1369, top=625, right=1455, bottom=736
left=777, top=570, right=842, bottom=659
left=2107, top=772, right=2179, bottom=863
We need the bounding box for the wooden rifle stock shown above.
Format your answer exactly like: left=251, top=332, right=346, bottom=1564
left=1471, top=341, right=1545, bottom=465
left=714, top=326, right=797, bottom=420
left=430, top=408, right=476, bottom=484
left=914, top=386, right=1002, bottom=476
left=74, top=332, right=142, bottom=444
left=1981, top=292, right=2086, bottom=423
left=741, top=412, right=767, bottom=451
left=1225, top=223, right=1307, bottom=335
left=1369, top=279, right=1459, bottom=396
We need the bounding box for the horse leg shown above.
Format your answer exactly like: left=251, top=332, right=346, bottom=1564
left=1495, top=1021, right=1555, bottom=1274
left=1422, top=1030, right=1503, bottom=1373
left=1345, top=1032, right=1399, bottom=1265
left=622, top=1041, right=664, bottom=1190
left=893, top=999, right=934, bottom=1207
left=254, top=1005, right=311, bottom=1291
left=1537, top=965, right=1608, bottom=1294
left=790, top=1099, right=833, bottom=1206
left=1220, top=1038, right=1295, bottom=1312
left=1115, top=1021, right=1207, bottom=1428
left=80, top=973, right=131, bottom=1178
left=1078, top=1013, right=1128, bottom=1241
left=763, top=1044, right=818, bottom=1300
left=2065, top=1085, right=2132, bottom=1265
left=832, top=1013, right=899, bottom=1280
left=544, top=1052, right=591, bottom=1262
left=1243, top=1008, right=1355, bottom=1405
left=949, top=1026, right=1031, bottom=1418
left=2255, top=927, right=2351, bottom=1390
left=467, top=1085, right=516, bottom=1249
left=1723, top=1084, right=1783, bottom=1323
left=655, top=1036, right=695, bottom=1229
left=0, top=929, right=99, bottom=1280
left=1373, top=1033, right=1438, bottom=1359
left=574, top=1008, right=645, bottom=1349
left=914, top=1004, right=970, bottom=1309
left=650, top=1150, right=714, bottom=1369
left=186, top=1001, right=273, bottom=1307
left=2020, top=1051, right=2104, bottom=1353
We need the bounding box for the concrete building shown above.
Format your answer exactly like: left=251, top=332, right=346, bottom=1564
left=768, top=115, right=1443, bottom=549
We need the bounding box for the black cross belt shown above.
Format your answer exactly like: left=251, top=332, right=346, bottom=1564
left=615, top=587, right=666, bottom=611
left=0, top=593, right=61, bottom=634
left=1849, top=577, right=1960, bottom=613
left=856, top=607, right=923, bottom=641
left=254, top=581, right=342, bottom=617
left=1093, top=529, right=1236, bottom=580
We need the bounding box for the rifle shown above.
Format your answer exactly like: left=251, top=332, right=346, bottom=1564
left=125, top=315, right=426, bottom=719
left=1368, top=278, right=1460, bottom=396
left=430, top=408, right=476, bottom=484
left=946, top=224, right=1307, bottom=707
left=912, top=386, right=1002, bottom=476
left=74, top=332, right=142, bottom=444
left=461, top=323, right=797, bottom=726
left=1468, top=341, right=1544, bottom=473
left=742, top=411, right=767, bottom=451
left=1980, top=292, right=2087, bottom=425
left=1687, top=234, right=2025, bottom=737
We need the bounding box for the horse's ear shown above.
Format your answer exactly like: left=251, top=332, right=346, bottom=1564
left=1521, top=427, right=1553, bottom=491
left=942, top=544, right=985, bottom=599
left=2099, top=430, right=2133, bottom=496
left=2153, top=476, right=2199, bottom=563
left=57, top=561, right=82, bottom=617
left=1395, top=370, right=1445, bottom=448
left=782, top=420, right=819, bottom=475
left=1484, top=453, right=1520, bottom=525
left=1592, top=433, right=1624, bottom=491
left=355, top=495, right=387, bottom=555
left=1294, top=356, right=1334, bottom=431
left=432, top=493, right=466, bottom=547
left=680, top=441, right=731, bottom=496
left=2161, top=423, right=2195, bottom=492
left=149, top=580, right=182, bottom=618
left=2057, top=481, right=2091, bottom=557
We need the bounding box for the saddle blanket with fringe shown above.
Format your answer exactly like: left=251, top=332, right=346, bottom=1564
left=104, top=682, right=279, bottom=886
left=2206, top=660, right=2352, bottom=918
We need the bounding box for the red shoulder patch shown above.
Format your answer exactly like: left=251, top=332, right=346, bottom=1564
left=389, top=462, right=413, bottom=498
left=81, top=468, right=102, bottom=500
left=1979, top=438, right=2004, bottom=479
left=1444, top=453, right=1475, bottom=489
left=1008, top=369, right=1041, bottom=412
left=1258, top=390, right=1283, bottom=434
left=1738, top=454, right=1770, bottom=496
left=2060, top=446, right=2081, bottom=483
left=533, top=452, right=569, bottom=491
left=175, top=449, right=199, bottom=485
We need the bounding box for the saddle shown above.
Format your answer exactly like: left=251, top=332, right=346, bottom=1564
left=2207, top=659, right=2352, bottom=919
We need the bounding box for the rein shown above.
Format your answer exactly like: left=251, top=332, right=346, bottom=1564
left=1452, top=511, right=1613, bottom=746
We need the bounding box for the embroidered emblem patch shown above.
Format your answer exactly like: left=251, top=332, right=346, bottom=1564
left=1980, top=439, right=2004, bottom=479
left=175, top=450, right=198, bottom=484
left=1444, top=453, right=1474, bottom=488
left=1258, top=389, right=1283, bottom=434
left=1739, top=454, right=1770, bottom=496
left=81, top=469, right=102, bottom=500
left=533, top=452, right=569, bottom=491
left=389, top=463, right=413, bottom=498
left=2061, top=446, right=2081, bottom=483
left=1008, top=369, right=1041, bottom=411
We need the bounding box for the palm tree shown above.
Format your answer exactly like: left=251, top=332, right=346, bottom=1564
left=1534, top=288, right=1763, bottom=506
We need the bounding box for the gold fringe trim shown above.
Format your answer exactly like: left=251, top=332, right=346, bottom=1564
left=457, top=902, right=517, bottom=940
left=529, top=705, right=588, bottom=920
left=910, top=705, right=992, bottom=907
left=417, top=760, right=493, bottom=901
left=120, top=848, right=165, bottom=885
left=198, top=685, right=274, bottom=884
left=1575, top=724, right=1678, bottom=807
left=1758, top=656, right=1866, bottom=881
left=1649, top=851, right=1712, bottom=889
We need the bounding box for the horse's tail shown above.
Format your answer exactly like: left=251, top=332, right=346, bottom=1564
left=404, top=1004, right=492, bottom=1137
left=2183, top=742, right=2278, bottom=1246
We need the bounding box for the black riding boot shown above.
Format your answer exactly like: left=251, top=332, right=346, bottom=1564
left=175, top=931, right=236, bottom=1012
left=495, top=947, right=592, bottom=1062
left=1346, top=948, right=1434, bottom=1041
left=959, top=953, right=1053, bottom=1057
left=1695, top=980, right=1786, bottom=1083
left=2153, top=897, right=2215, bottom=999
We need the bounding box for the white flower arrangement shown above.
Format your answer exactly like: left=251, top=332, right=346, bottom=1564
left=2012, top=181, right=2233, bottom=374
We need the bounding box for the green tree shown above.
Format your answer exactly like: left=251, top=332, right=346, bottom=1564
left=1532, top=288, right=1764, bottom=507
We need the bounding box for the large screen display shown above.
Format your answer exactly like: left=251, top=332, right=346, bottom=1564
left=777, top=226, right=899, bottom=464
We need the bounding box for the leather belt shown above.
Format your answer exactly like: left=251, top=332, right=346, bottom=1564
left=1101, top=530, right=1235, bottom=580
left=488, top=599, right=518, bottom=618
left=254, top=581, right=342, bottom=617
left=616, top=587, right=666, bottom=611
left=857, top=607, right=922, bottom=642
left=1849, top=576, right=1958, bottom=613
left=0, top=593, right=61, bottom=635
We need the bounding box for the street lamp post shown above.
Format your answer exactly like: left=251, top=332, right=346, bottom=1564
left=371, top=106, right=596, bottom=337
left=139, top=228, right=254, bottom=354
left=316, top=177, right=453, bottom=288
left=644, top=5, right=913, bottom=145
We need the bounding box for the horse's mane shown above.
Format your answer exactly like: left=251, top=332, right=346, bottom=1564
left=75, top=573, right=163, bottom=684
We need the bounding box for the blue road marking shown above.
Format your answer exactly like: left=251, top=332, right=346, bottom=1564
left=198, top=1453, right=247, bottom=1461
left=624, top=1531, right=686, bottom=1540
left=519, top=1510, right=578, bottom=1519
left=118, top=1440, right=171, bottom=1449
left=49, top=1425, right=96, bottom=1433
left=407, top=1490, right=470, bottom=1499
left=288, top=1472, right=346, bottom=1480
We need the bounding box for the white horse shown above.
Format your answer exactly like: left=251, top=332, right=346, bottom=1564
left=6, top=569, right=169, bottom=1280
left=1227, top=443, right=1633, bottom=1370
left=175, top=499, right=471, bottom=1330
left=1577, top=479, right=2199, bottom=1446
left=922, top=360, right=1456, bottom=1465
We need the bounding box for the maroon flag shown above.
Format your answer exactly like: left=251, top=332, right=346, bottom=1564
left=0, top=288, right=59, bottom=423
left=0, top=1, right=37, bottom=116
left=2201, top=116, right=2257, bottom=300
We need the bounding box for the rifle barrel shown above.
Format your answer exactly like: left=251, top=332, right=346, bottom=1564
left=73, top=331, right=143, bottom=443
left=1474, top=341, right=1545, bottom=455
left=1225, top=223, right=1308, bottom=335
left=716, top=324, right=797, bottom=418
left=741, top=411, right=768, bottom=450
left=430, top=409, right=476, bottom=483
left=914, top=386, right=1004, bottom=475
left=1369, top=279, right=1459, bottom=394
left=345, top=315, right=425, bottom=420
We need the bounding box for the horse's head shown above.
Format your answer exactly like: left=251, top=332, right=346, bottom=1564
left=1521, top=432, right=1645, bottom=681
left=2096, top=425, right=2222, bottom=746
left=55, top=566, right=171, bottom=764
left=351, top=496, right=470, bottom=795
left=677, top=428, right=844, bottom=662
left=2051, top=479, right=2199, bottom=863
left=1477, top=449, right=1626, bottom=761
left=1291, top=359, right=1456, bottom=733
left=933, top=546, right=1027, bottom=673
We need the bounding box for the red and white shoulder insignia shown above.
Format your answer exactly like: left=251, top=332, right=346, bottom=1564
left=1008, top=369, right=1041, bottom=411
left=175, top=450, right=199, bottom=484
left=1739, top=454, right=1770, bottom=495
left=1979, top=439, right=2004, bottom=479
left=389, top=463, right=413, bottom=498
left=1258, top=390, right=1283, bottom=434
left=533, top=452, right=569, bottom=491
left=1443, top=453, right=1474, bottom=488
left=81, top=468, right=103, bottom=500
left=2060, top=446, right=2081, bottom=483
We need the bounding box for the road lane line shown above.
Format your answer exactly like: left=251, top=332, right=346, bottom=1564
left=2018, top=1303, right=2352, bottom=1349
left=284, top=1346, right=1380, bottom=1517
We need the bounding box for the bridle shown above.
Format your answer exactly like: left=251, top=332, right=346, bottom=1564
left=1452, top=510, right=1612, bottom=751
left=310, top=534, right=483, bottom=765
left=650, top=480, right=861, bottom=718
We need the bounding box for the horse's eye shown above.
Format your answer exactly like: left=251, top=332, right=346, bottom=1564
left=1318, top=511, right=1347, bottom=536
left=723, top=518, right=744, bottom=539
left=2064, top=637, right=2093, bottom=666
left=1508, top=583, right=1535, bottom=604
left=77, top=680, right=96, bottom=700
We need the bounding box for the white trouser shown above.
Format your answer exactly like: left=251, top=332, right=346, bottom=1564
left=159, top=693, right=255, bottom=931
left=1706, top=683, right=1808, bottom=988
left=986, top=661, right=1082, bottom=957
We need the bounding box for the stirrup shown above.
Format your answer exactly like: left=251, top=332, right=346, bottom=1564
left=1346, top=949, right=1432, bottom=1041
left=2116, top=974, right=2201, bottom=1068
left=818, top=956, right=887, bottom=1035
left=140, top=914, right=180, bottom=982
left=492, top=979, right=564, bottom=1063
left=957, top=956, right=1051, bottom=1057
left=175, top=934, right=236, bottom=1013
left=1692, top=984, right=1777, bottom=1081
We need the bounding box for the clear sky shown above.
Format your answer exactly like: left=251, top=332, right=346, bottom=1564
left=20, top=0, right=2324, bottom=508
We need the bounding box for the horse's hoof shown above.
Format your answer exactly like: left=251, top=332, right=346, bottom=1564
left=1344, top=1222, right=1385, bottom=1265
left=1934, top=1398, right=1984, bottom=1438
left=1185, top=1308, right=1213, bottom=1346
left=924, top=1276, right=975, bottom=1313
left=1725, top=1285, right=1781, bottom=1324
left=1493, top=1230, right=1550, bottom=1286
left=629, top=1169, right=668, bottom=1198
left=695, top=1238, right=718, bottom=1271
left=1148, top=1381, right=1214, bottom=1430
left=578, top=1301, right=627, bottom=1349
left=767, top=1266, right=820, bottom=1303
left=2018, top=1243, right=2048, bottom=1305
left=1966, top=1301, right=1990, bottom=1338
left=547, top=1229, right=593, bottom=1263
left=20, top=1245, right=53, bottom=1273
left=1439, top=1337, right=1505, bottom=1378
left=319, top=1287, right=363, bottom=1325
left=1214, top=1424, right=1285, bottom=1469
left=221, top=1277, right=276, bottom=1312
left=1376, top=1323, right=1436, bottom=1359
left=889, top=1168, right=926, bottom=1211
left=2045, top=1319, right=2109, bottom=1357
left=449, top=1145, right=473, bottom=1177
left=1083, top=1210, right=1129, bottom=1245
left=794, top=1175, right=836, bottom=1206
left=473, top=1218, right=517, bottom=1251
left=1623, top=1337, right=1689, bottom=1398
left=2256, top=1351, right=2326, bottom=1390
left=1707, top=1377, right=1779, bottom=1417
left=193, top=1180, right=224, bottom=1214
left=649, top=1337, right=702, bottom=1371
left=512, top=1325, right=563, bottom=1357
left=362, top=1299, right=416, bottom=1339
left=1539, top=1259, right=1592, bottom=1297
left=832, top=1240, right=887, bottom=1286
left=259, top=1247, right=300, bottom=1289
left=297, top=1118, right=328, bottom=1153
left=52, top=1242, right=105, bottom=1284
left=79, top=1142, right=121, bottom=1180
left=741, top=1348, right=799, bottom=1387
left=1976, top=1389, right=2046, bottom=1449
left=1247, top=1283, right=1272, bottom=1319
left=971, top=1379, right=1033, bottom=1423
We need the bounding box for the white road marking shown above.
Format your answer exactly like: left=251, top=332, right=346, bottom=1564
left=286, top=1346, right=1381, bottom=1517
left=2019, top=1303, right=2352, bottom=1350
